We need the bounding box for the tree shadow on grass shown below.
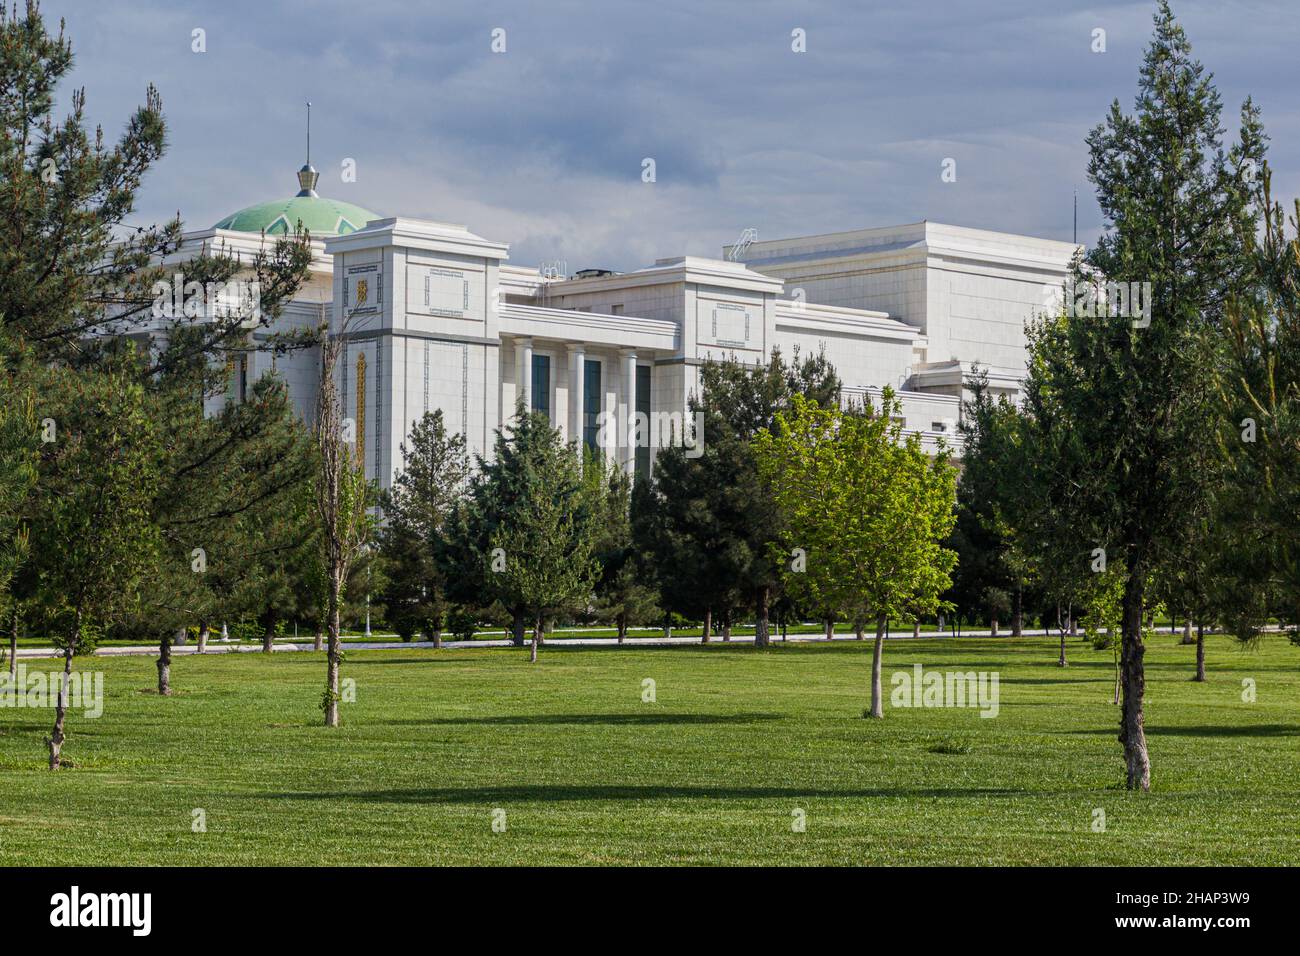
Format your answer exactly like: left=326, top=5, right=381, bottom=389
left=344, top=658, right=478, bottom=667
left=374, top=712, right=784, bottom=728
left=996, top=677, right=1101, bottom=686
left=1064, top=724, right=1298, bottom=738
left=264, top=783, right=1022, bottom=804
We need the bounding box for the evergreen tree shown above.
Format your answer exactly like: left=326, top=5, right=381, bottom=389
left=646, top=349, right=840, bottom=647
left=443, top=405, right=564, bottom=647
left=590, top=463, right=660, bottom=643
left=1215, top=173, right=1300, bottom=649
left=379, top=410, right=469, bottom=647
left=1022, top=0, right=1263, bottom=789
left=480, top=412, right=601, bottom=662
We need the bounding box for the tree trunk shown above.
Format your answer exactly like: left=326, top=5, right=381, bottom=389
left=702, top=607, right=711, bottom=644
left=1012, top=585, right=1023, bottom=636
left=157, top=630, right=172, bottom=696
left=1181, top=618, right=1194, bottom=645
left=1113, top=647, right=1121, bottom=705
left=781, top=619, right=787, bottom=642
left=433, top=626, right=443, bottom=650
left=530, top=618, right=541, bottom=663
left=868, top=613, right=886, bottom=718
left=722, top=615, right=731, bottom=642
left=1119, top=577, right=1150, bottom=791
left=197, top=622, right=209, bottom=654
left=990, top=616, right=999, bottom=638
left=824, top=616, right=834, bottom=641
left=512, top=609, right=527, bottom=647
left=617, top=611, right=627, bottom=645
left=8, top=607, right=17, bottom=679
left=1058, top=628, right=1067, bottom=667
left=1193, top=623, right=1206, bottom=682
left=912, top=620, right=921, bottom=639
left=754, top=586, right=770, bottom=649
left=262, top=621, right=275, bottom=654
left=855, top=618, right=865, bottom=642
left=313, top=626, right=324, bottom=652
left=47, top=636, right=75, bottom=770
left=324, top=585, right=342, bottom=727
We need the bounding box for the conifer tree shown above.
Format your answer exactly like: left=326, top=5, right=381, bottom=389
left=1022, top=0, right=1264, bottom=789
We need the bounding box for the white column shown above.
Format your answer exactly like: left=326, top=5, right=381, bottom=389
left=621, top=348, right=637, bottom=475
left=514, top=337, right=532, bottom=415
left=569, top=343, right=585, bottom=447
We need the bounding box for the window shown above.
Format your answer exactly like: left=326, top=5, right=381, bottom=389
left=931, top=421, right=945, bottom=432
left=531, top=354, right=551, bottom=421
left=583, top=359, right=601, bottom=452
left=635, top=365, right=651, bottom=481
left=610, top=304, right=624, bottom=315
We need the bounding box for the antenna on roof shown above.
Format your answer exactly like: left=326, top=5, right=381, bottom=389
left=306, top=100, right=311, bottom=164
left=1073, top=189, right=1077, bottom=245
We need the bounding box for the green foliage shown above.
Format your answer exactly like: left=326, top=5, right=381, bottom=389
left=482, top=413, right=601, bottom=637
left=644, top=349, right=840, bottom=627
left=26, top=358, right=162, bottom=652
left=0, top=359, right=38, bottom=608
left=590, top=463, right=659, bottom=637
left=1214, top=175, right=1300, bottom=640
left=754, top=390, right=958, bottom=625
left=379, top=410, right=469, bottom=641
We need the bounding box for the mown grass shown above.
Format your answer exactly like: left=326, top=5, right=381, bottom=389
left=0, top=634, right=1296, bottom=865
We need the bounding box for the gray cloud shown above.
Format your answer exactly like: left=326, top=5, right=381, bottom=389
left=54, top=0, right=1300, bottom=271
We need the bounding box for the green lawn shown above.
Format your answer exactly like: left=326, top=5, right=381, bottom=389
left=0, top=634, right=1296, bottom=865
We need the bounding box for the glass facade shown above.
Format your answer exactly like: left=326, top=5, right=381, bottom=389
left=531, top=353, right=551, bottom=420
left=635, top=364, right=651, bottom=481
left=583, top=359, right=601, bottom=452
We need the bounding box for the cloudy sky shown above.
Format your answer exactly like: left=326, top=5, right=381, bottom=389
left=48, top=0, right=1300, bottom=272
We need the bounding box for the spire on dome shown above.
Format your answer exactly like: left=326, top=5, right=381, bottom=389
left=296, top=100, right=319, bottom=197
left=297, top=163, right=319, bottom=198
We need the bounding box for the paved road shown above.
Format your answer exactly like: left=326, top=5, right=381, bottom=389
left=9, top=626, right=1097, bottom=661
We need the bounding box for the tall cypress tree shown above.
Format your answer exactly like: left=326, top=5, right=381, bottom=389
left=1023, top=0, right=1263, bottom=789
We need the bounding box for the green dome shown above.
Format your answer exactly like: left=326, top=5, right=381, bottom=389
left=214, top=194, right=379, bottom=237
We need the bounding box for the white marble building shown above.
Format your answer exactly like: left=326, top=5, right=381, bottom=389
left=180, top=165, right=1080, bottom=490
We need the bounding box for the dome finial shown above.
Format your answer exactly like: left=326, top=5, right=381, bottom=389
left=297, top=100, right=319, bottom=197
